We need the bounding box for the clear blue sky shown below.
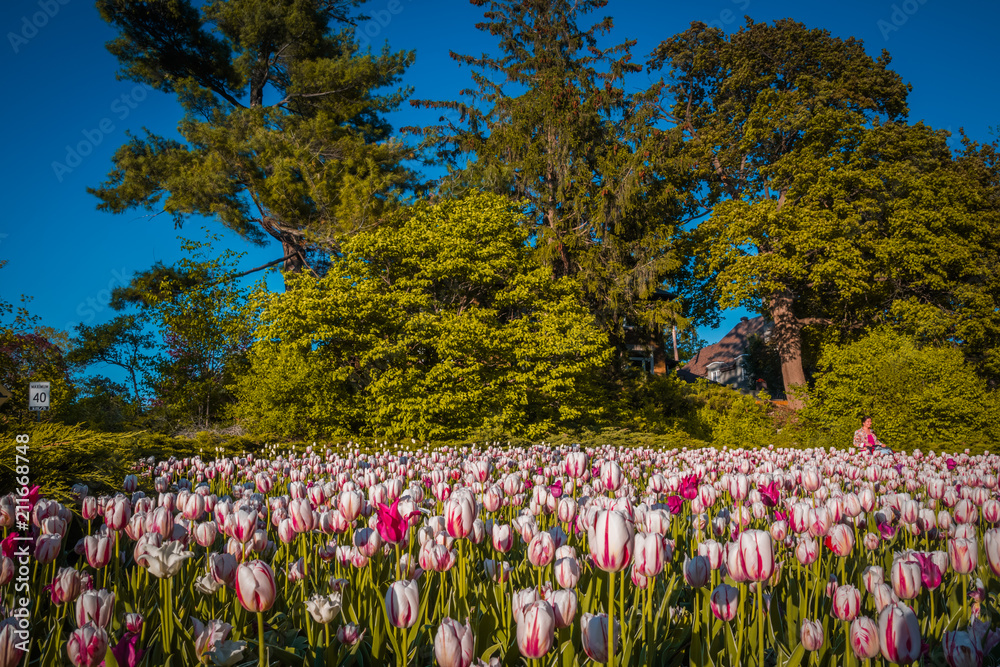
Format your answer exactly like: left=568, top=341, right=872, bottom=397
left=1, top=0, right=996, bottom=348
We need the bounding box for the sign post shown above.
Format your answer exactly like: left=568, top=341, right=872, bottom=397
left=0, top=384, right=10, bottom=408
left=28, top=381, right=50, bottom=422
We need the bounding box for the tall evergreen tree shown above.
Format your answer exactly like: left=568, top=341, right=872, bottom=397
left=91, top=0, right=417, bottom=278
left=411, top=0, right=697, bottom=348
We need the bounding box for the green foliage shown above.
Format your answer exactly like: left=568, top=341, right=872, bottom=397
left=92, top=0, right=416, bottom=276
left=802, top=329, right=1000, bottom=450
left=0, top=423, right=139, bottom=503
left=61, top=376, right=139, bottom=432
left=234, top=192, right=614, bottom=440
left=107, top=235, right=257, bottom=429
left=412, top=0, right=694, bottom=344
left=66, top=314, right=157, bottom=405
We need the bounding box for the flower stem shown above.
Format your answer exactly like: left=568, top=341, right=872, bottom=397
left=258, top=611, right=266, bottom=667
left=609, top=570, right=616, bottom=667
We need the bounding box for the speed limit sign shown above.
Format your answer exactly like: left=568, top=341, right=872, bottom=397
left=28, top=382, right=50, bottom=411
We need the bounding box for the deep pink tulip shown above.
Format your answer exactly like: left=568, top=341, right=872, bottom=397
left=376, top=497, right=417, bottom=544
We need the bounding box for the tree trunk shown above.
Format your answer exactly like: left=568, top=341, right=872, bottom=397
left=281, top=239, right=304, bottom=274
left=769, top=290, right=807, bottom=409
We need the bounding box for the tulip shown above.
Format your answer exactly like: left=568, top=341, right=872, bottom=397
left=105, top=496, right=131, bottom=532
left=50, top=567, right=83, bottom=605
left=35, top=534, right=62, bottom=563
left=564, top=452, right=588, bottom=479
left=305, top=593, right=342, bottom=624
left=801, top=619, right=823, bottom=651
left=878, top=602, right=921, bottom=664
left=547, top=548, right=579, bottom=586
left=484, top=559, right=512, bottom=583
left=444, top=494, right=477, bottom=539
left=517, top=600, right=555, bottom=659
left=235, top=560, right=276, bottom=613
left=985, top=529, right=1000, bottom=576
left=943, top=630, right=982, bottom=667
left=832, top=584, right=861, bottom=622
left=435, top=617, right=475, bottom=667
left=194, top=521, right=218, bottom=548
left=600, top=462, right=623, bottom=492
left=83, top=534, right=113, bottom=570
left=948, top=538, right=978, bottom=575
left=67, top=624, right=109, bottom=667
left=580, top=613, right=618, bottom=663
left=192, top=618, right=233, bottom=662
left=633, top=533, right=664, bottom=578
left=710, top=584, right=739, bottom=621
left=550, top=590, right=578, bottom=628
left=731, top=530, right=774, bottom=582
left=587, top=510, right=634, bottom=572
left=824, top=524, right=854, bottom=557
left=124, top=613, right=144, bottom=634
left=849, top=616, right=881, bottom=659
left=337, top=622, right=364, bottom=645
left=683, top=555, right=710, bottom=588
left=872, top=583, right=898, bottom=612
left=385, top=580, right=420, bottom=628
left=75, top=589, right=114, bottom=628
left=698, top=540, right=724, bottom=570
left=795, top=536, right=818, bottom=566
left=890, top=560, right=921, bottom=600
left=528, top=531, right=555, bottom=568
left=143, top=540, right=194, bottom=578
left=861, top=565, right=884, bottom=595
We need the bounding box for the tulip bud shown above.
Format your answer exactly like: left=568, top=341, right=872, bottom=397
left=984, top=529, right=1000, bottom=576
left=385, top=580, right=420, bottom=628
left=878, top=602, right=921, bottom=664
left=800, top=619, right=823, bottom=651
left=66, top=624, right=109, bottom=667
left=554, top=556, right=581, bottom=589
left=50, top=567, right=83, bottom=605
left=528, top=531, right=555, bottom=568
left=710, top=583, right=739, bottom=621
left=124, top=613, right=144, bottom=634
left=849, top=616, right=881, bottom=659
left=580, top=612, right=618, bottom=663
left=235, top=560, right=276, bottom=612
left=683, top=555, right=710, bottom=588
left=517, top=600, right=555, bottom=659
left=434, top=617, right=474, bottom=667
left=337, top=622, right=364, bottom=645
left=832, top=584, right=862, bottom=622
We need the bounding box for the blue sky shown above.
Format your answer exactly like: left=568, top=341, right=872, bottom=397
left=0, top=0, right=996, bottom=351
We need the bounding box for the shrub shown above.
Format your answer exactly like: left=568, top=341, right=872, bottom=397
left=801, top=328, right=1000, bottom=451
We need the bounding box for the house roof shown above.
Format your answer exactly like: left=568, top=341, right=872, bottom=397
left=677, top=316, right=771, bottom=381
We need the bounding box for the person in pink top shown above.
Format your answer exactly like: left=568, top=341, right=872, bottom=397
left=853, top=416, right=891, bottom=454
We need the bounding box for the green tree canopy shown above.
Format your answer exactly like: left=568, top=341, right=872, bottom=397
left=649, top=18, right=911, bottom=404
left=234, top=192, right=613, bottom=439
left=803, top=329, right=1000, bottom=450
left=91, top=0, right=417, bottom=277
left=411, top=0, right=696, bottom=345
